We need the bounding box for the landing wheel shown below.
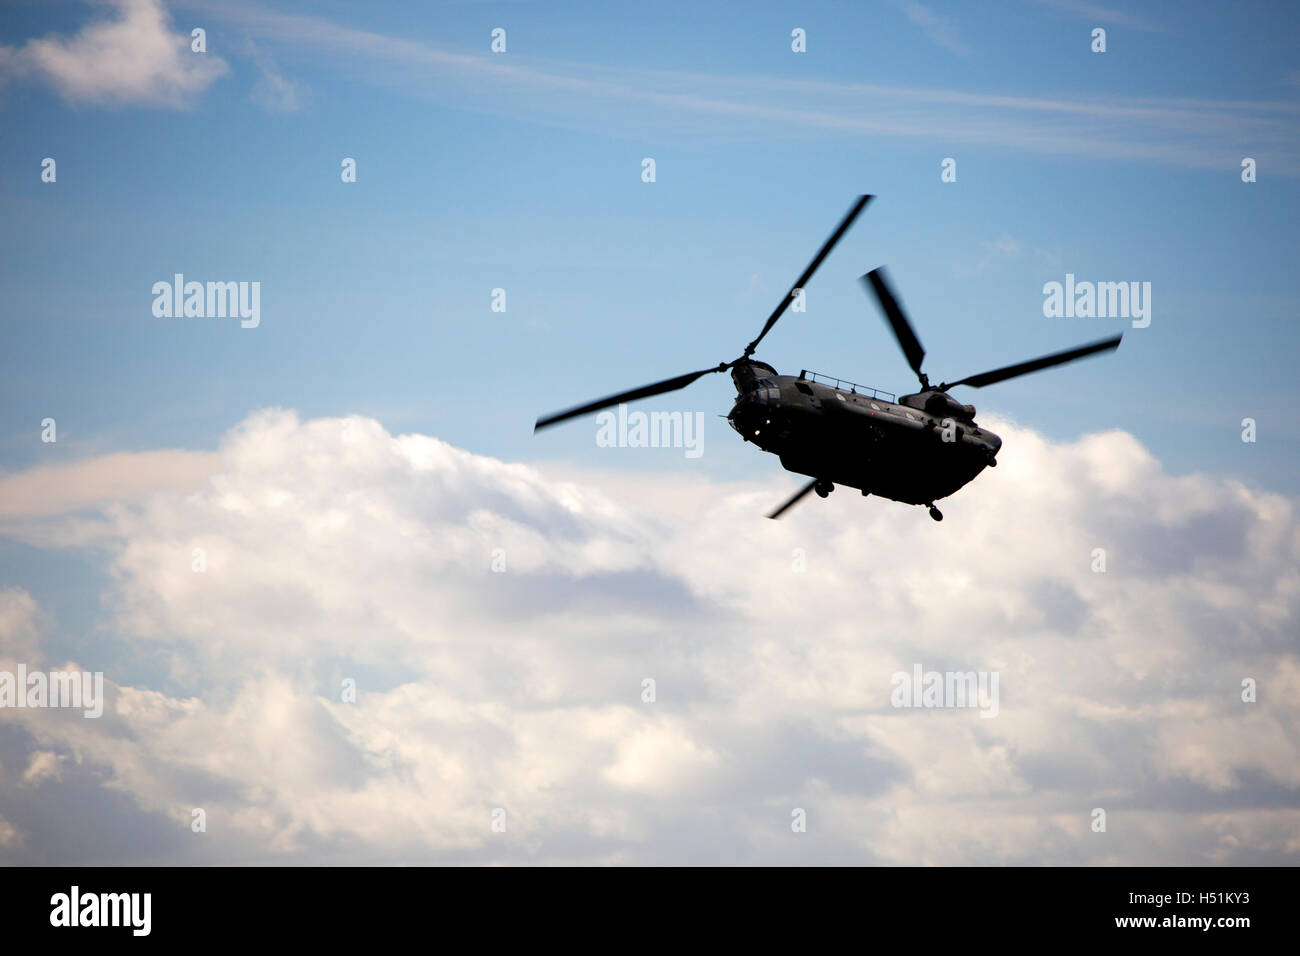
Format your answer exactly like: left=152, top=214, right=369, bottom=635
left=928, top=505, right=943, bottom=522
left=814, top=479, right=834, bottom=499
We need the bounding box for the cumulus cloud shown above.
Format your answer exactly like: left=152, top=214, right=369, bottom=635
left=20, top=751, right=65, bottom=787
left=0, top=0, right=227, bottom=108
left=0, top=408, right=1296, bottom=864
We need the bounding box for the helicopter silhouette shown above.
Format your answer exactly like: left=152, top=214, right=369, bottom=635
left=535, top=195, right=1121, bottom=520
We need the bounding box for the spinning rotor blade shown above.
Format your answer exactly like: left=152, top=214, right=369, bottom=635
left=939, top=334, right=1123, bottom=391
left=744, top=195, right=873, bottom=357
left=534, top=365, right=726, bottom=431
left=766, top=478, right=819, bottom=520
left=537, top=196, right=874, bottom=435
left=863, top=267, right=926, bottom=385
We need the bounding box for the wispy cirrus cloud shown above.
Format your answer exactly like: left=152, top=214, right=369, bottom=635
left=1025, top=0, right=1163, bottom=33
left=894, top=1, right=972, bottom=56
left=953, top=234, right=1063, bottom=277
left=248, top=52, right=303, bottom=112
left=181, top=1, right=1299, bottom=174
left=0, top=450, right=218, bottom=521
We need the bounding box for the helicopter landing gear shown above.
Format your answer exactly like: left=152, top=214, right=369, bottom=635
left=927, top=504, right=943, bottom=522
left=814, top=479, right=834, bottom=499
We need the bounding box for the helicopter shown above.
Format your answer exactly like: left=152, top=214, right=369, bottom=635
left=534, top=195, right=1122, bottom=521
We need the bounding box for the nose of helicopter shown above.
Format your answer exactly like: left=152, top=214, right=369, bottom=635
left=982, top=429, right=1003, bottom=462
left=728, top=387, right=776, bottom=439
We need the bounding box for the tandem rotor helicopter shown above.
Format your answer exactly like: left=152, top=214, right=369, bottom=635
left=534, top=195, right=1122, bottom=521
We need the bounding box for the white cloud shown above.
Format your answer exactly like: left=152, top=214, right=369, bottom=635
left=1026, top=0, right=1162, bottom=33
left=0, top=0, right=228, bottom=107
left=0, top=408, right=1296, bottom=863
left=190, top=2, right=1300, bottom=173
left=896, top=2, right=972, bottom=56
left=0, top=450, right=218, bottom=520
left=0, top=587, right=43, bottom=667
left=20, top=750, right=65, bottom=787
left=953, top=234, right=1064, bottom=277
left=249, top=52, right=302, bottom=112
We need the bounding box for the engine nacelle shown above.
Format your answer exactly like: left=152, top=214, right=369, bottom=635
left=731, top=359, right=779, bottom=393
left=909, top=390, right=976, bottom=421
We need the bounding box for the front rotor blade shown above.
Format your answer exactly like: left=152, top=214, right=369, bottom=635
left=744, top=195, right=873, bottom=356
left=766, top=478, right=819, bottom=519
left=863, top=267, right=926, bottom=383
left=940, top=334, right=1122, bottom=390
left=535, top=365, right=724, bottom=431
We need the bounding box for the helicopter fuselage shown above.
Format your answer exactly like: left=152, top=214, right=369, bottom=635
left=727, top=360, right=1001, bottom=506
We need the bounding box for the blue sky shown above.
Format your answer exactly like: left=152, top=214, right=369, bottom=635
left=2, top=0, right=1297, bottom=487
left=0, top=1, right=1297, bottom=865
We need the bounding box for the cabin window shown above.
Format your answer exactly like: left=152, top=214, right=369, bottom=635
left=795, top=383, right=814, bottom=395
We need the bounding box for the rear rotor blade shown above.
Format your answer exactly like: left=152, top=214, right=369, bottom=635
left=534, top=365, right=725, bottom=431
left=939, top=334, right=1122, bottom=390
left=766, top=478, right=819, bottom=519
left=744, top=195, right=873, bottom=357
left=863, top=267, right=926, bottom=384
